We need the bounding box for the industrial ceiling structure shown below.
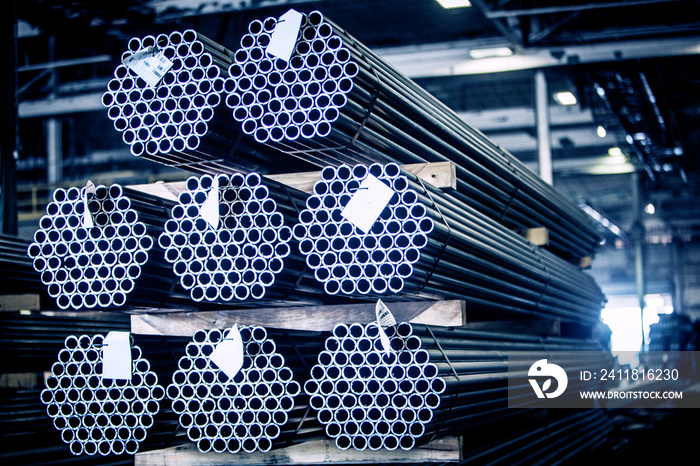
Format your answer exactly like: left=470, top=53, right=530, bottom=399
left=13, top=0, right=700, bottom=314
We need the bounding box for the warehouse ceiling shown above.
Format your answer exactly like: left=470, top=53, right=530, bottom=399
left=14, top=0, right=700, bottom=245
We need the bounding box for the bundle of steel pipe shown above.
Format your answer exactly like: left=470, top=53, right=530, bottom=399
left=39, top=334, right=166, bottom=456
left=0, top=234, right=45, bottom=295
left=158, top=171, right=340, bottom=304
left=292, top=163, right=605, bottom=324
left=104, top=30, right=318, bottom=176
left=160, top=172, right=294, bottom=302
left=0, top=388, right=132, bottom=465
left=306, top=321, right=611, bottom=451
left=167, top=326, right=328, bottom=454
left=304, top=322, right=446, bottom=451
left=26, top=184, right=179, bottom=310
left=223, top=10, right=602, bottom=261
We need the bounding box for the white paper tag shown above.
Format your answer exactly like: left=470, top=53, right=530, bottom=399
left=211, top=324, right=245, bottom=380
left=122, top=47, right=173, bottom=88
left=200, top=176, right=220, bottom=229
left=102, top=331, right=132, bottom=380
left=267, top=9, right=304, bottom=62
left=375, top=299, right=396, bottom=355
left=83, top=180, right=95, bottom=229
left=341, top=175, right=395, bottom=234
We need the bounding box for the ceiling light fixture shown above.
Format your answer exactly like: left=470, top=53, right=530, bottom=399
left=645, top=203, right=656, bottom=215
left=468, top=46, right=513, bottom=59
left=608, top=147, right=622, bottom=157
left=436, top=0, right=472, bottom=8
left=596, top=126, right=607, bottom=138
left=554, top=91, right=577, bottom=105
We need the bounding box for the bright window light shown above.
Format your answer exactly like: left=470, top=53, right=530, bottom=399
left=596, top=126, right=607, bottom=138
left=608, top=147, right=622, bottom=157
left=468, top=46, right=513, bottom=59
left=436, top=0, right=472, bottom=8
left=554, top=91, right=577, bottom=105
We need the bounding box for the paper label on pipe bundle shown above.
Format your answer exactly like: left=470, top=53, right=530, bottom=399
left=341, top=175, right=395, bottom=234
left=211, top=324, right=244, bottom=380
left=200, top=176, right=220, bottom=229
left=376, top=299, right=396, bottom=354
left=82, top=180, right=95, bottom=228
left=122, top=46, right=173, bottom=88
left=102, top=331, right=132, bottom=380
left=267, top=9, right=304, bottom=62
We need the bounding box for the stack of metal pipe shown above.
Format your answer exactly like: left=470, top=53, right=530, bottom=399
left=223, top=16, right=357, bottom=149
left=0, top=234, right=45, bottom=295
left=159, top=172, right=296, bottom=303
left=104, top=31, right=318, bottom=176
left=39, top=334, right=166, bottom=456
left=167, top=326, right=328, bottom=454
left=291, top=163, right=432, bottom=297
left=292, top=163, right=605, bottom=325
left=223, top=10, right=602, bottom=261
left=306, top=321, right=611, bottom=452
left=304, top=322, right=445, bottom=451
left=26, top=184, right=178, bottom=309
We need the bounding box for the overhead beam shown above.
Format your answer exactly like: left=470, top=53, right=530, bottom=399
left=457, top=106, right=595, bottom=131
left=377, top=36, right=700, bottom=77
left=485, top=0, right=682, bottom=18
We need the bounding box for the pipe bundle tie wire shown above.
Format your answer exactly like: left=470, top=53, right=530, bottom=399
left=291, top=162, right=604, bottom=324
left=39, top=334, right=165, bottom=456
left=284, top=50, right=382, bottom=158
left=104, top=30, right=318, bottom=177
left=223, top=10, right=602, bottom=261
left=26, top=183, right=181, bottom=310
left=413, top=177, right=451, bottom=296
left=422, top=325, right=459, bottom=444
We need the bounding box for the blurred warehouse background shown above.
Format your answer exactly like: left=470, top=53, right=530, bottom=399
left=2, top=0, right=700, bottom=464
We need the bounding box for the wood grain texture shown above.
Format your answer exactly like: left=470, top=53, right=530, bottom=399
left=524, top=227, right=549, bottom=246
left=0, top=294, right=41, bottom=311
left=131, top=300, right=465, bottom=336
left=135, top=437, right=460, bottom=465
left=127, top=162, right=457, bottom=198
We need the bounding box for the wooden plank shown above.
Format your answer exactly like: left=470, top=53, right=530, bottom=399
left=402, top=161, right=457, bottom=191
left=127, top=162, right=458, bottom=198
left=0, top=294, right=41, bottom=312
left=578, top=256, right=593, bottom=270
left=524, top=227, right=549, bottom=246
left=0, top=373, right=39, bottom=389
left=131, top=300, right=465, bottom=336
left=127, top=181, right=187, bottom=202
left=265, top=170, right=325, bottom=195
left=135, top=437, right=460, bottom=465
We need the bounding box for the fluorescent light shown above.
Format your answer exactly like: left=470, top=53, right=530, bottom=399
left=554, top=91, right=577, bottom=105
left=596, top=126, right=607, bottom=138
left=436, top=0, right=472, bottom=8
left=608, top=147, right=622, bottom=157
left=468, top=46, right=513, bottom=59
